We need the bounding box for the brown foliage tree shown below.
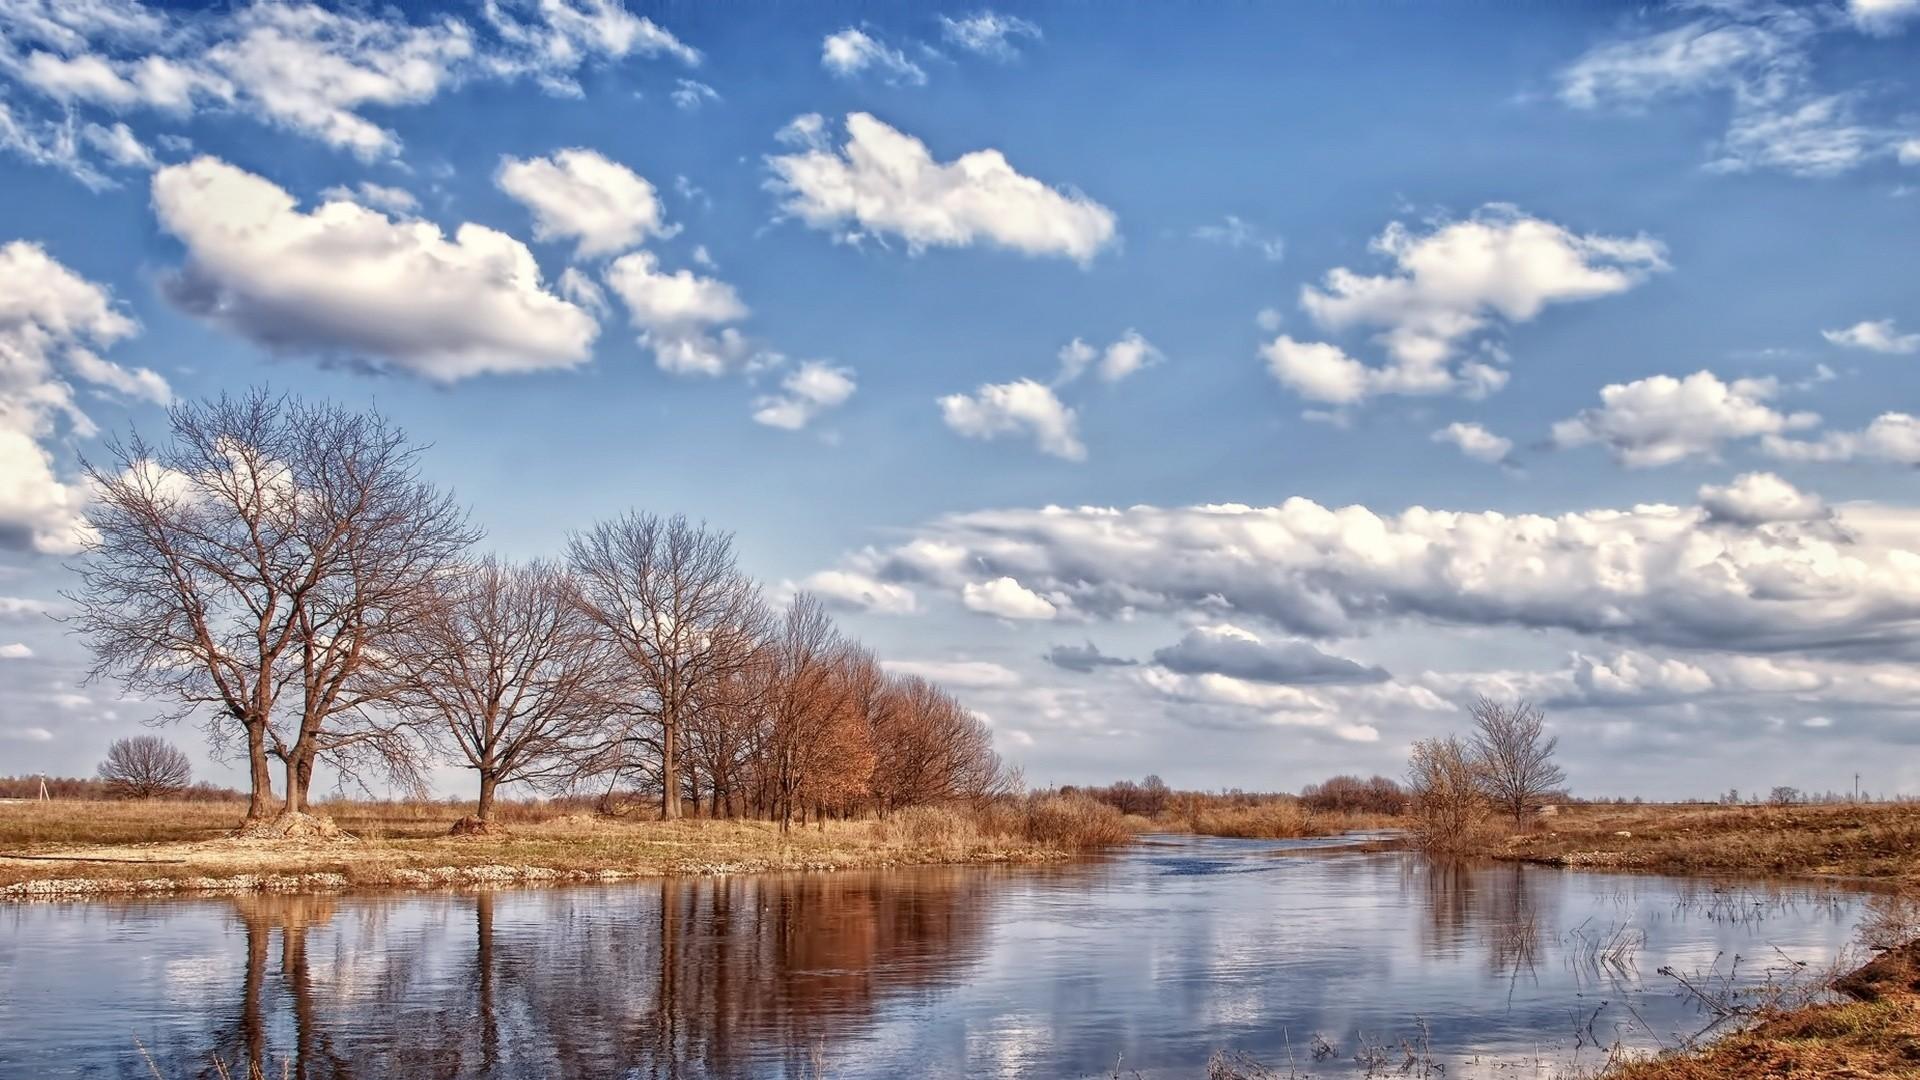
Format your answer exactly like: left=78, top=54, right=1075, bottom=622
left=97, top=735, right=193, bottom=798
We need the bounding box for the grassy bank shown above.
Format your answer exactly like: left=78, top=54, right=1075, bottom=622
left=1491, top=802, right=1920, bottom=881
left=0, top=793, right=1132, bottom=899
left=1181, top=800, right=1400, bottom=840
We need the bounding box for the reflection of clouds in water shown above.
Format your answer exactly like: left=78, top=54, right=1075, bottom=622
left=964, top=1013, right=1053, bottom=1079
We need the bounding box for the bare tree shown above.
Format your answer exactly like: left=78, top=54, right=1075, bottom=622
left=1406, top=735, right=1487, bottom=852
left=1769, top=785, right=1802, bottom=806
left=870, top=674, right=1004, bottom=813
left=389, top=557, right=611, bottom=826
left=567, top=513, right=768, bottom=820
left=1467, top=697, right=1566, bottom=825
left=98, top=735, right=193, bottom=798
left=69, top=391, right=475, bottom=827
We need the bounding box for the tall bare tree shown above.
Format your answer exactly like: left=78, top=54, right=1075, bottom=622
left=389, top=557, right=611, bottom=825
left=1467, top=697, right=1566, bottom=825
left=69, top=391, right=474, bottom=825
left=98, top=735, right=193, bottom=798
left=567, top=513, right=767, bottom=820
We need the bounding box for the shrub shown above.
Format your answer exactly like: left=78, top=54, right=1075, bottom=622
left=1406, top=735, right=1488, bottom=853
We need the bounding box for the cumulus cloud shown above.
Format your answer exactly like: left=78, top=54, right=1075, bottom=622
left=1152, top=624, right=1389, bottom=686
left=1043, top=640, right=1135, bottom=673
left=152, top=156, right=598, bottom=381
left=962, top=576, right=1058, bottom=620
left=1431, top=422, right=1512, bottom=465
left=0, top=643, right=32, bottom=660
left=820, top=28, right=926, bottom=85
left=496, top=148, right=673, bottom=258
left=830, top=489, right=1920, bottom=657
left=0, top=239, right=162, bottom=553
left=1270, top=206, right=1664, bottom=405
left=752, top=360, right=856, bottom=430
left=602, top=249, right=748, bottom=375
left=801, top=570, right=918, bottom=615
left=766, top=112, right=1117, bottom=263
left=1824, top=318, right=1919, bottom=355
left=1698, top=472, right=1828, bottom=525
left=1764, top=412, right=1920, bottom=465
left=880, top=658, right=1020, bottom=688
left=939, top=379, right=1084, bottom=460
left=1551, top=370, right=1816, bottom=467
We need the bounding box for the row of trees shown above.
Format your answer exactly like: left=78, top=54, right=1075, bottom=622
left=71, top=392, right=1004, bottom=831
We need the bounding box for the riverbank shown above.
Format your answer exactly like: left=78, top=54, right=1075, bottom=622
left=0, top=796, right=1123, bottom=900
left=1491, top=802, right=1920, bottom=882
left=1603, top=936, right=1920, bottom=1079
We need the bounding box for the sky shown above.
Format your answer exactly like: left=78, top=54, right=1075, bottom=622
left=2, top=0, right=1919, bottom=801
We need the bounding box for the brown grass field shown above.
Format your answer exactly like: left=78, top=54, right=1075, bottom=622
left=0, top=793, right=1133, bottom=898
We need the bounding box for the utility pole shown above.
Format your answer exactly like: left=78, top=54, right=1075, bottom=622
left=36, top=774, right=49, bottom=802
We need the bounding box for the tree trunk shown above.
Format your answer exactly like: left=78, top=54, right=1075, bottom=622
left=476, top=773, right=499, bottom=822
left=245, top=721, right=276, bottom=820
left=282, top=756, right=303, bottom=816
left=660, top=710, right=682, bottom=820
left=294, top=754, right=315, bottom=811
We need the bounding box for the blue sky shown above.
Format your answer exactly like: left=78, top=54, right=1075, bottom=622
left=2, top=0, right=1919, bottom=799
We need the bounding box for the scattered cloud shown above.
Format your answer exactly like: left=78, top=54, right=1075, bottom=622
left=880, top=658, right=1020, bottom=688
left=1152, top=624, right=1389, bottom=685
left=767, top=112, right=1117, bottom=263
left=1192, top=215, right=1284, bottom=261
left=1551, top=370, right=1816, bottom=467
left=317, top=181, right=418, bottom=215
left=962, top=576, right=1058, bottom=620
left=752, top=360, right=856, bottom=429
left=1824, top=318, right=1919, bottom=355
left=939, top=379, right=1084, bottom=460
left=1764, top=412, right=1920, bottom=465
left=1055, top=330, right=1162, bottom=385
left=1698, top=472, right=1828, bottom=525
left=801, top=569, right=918, bottom=615
left=0, top=643, right=32, bottom=660
left=1848, top=0, right=1920, bottom=36
left=670, top=78, right=719, bottom=111
left=496, top=148, right=674, bottom=258
left=152, top=156, right=598, bottom=381
left=1431, top=422, right=1513, bottom=465
left=602, top=249, right=747, bottom=375
left=1043, top=640, right=1136, bottom=673
left=938, top=11, right=1041, bottom=60
left=820, top=28, right=926, bottom=86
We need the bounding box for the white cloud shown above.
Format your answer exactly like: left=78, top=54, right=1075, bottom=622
left=1698, top=472, right=1827, bottom=525
left=1192, top=215, right=1285, bottom=261
left=752, top=360, right=856, bottom=430
left=1262, top=337, right=1377, bottom=405
left=0, top=725, right=53, bottom=742
left=962, top=576, right=1058, bottom=620
left=669, top=78, right=719, bottom=110
left=317, top=181, right=418, bottom=215
left=80, top=121, right=152, bottom=168
left=766, top=112, right=1117, bottom=264
left=1297, top=206, right=1666, bottom=395
left=820, top=28, right=926, bottom=85
left=800, top=569, right=918, bottom=615
left=1152, top=624, right=1387, bottom=685
left=0, top=643, right=32, bottom=660
left=880, top=658, right=1020, bottom=688
left=1824, top=318, right=1920, bottom=355
left=1556, top=18, right=1803, bottom=111
left=482, top=0, right=702, bottom=76
left=838, top=488, right=1920, bottom=656
left=152, top=156, right=598, bottom=381
left=939, top=379, right=1084, bottom=461
left=602, top=249, right=750, bottom=375
left=0, top=239, right=157, bottom=553
left=1056, top=330, right=1161, bottom=385
left=496, top=148, right=672, bottom=258
left=939, top=11, right=1041, bottom=59
left=1712, top=93, right=1900, bottom=178
left=1551, top=370, right=1816, bottom=467
left=0, top=597, right=53, bottom=621
left=1431, top=422, right=1512, bottom=464
left=1764, top=412, right=1920, bottom=465
left=1849, top=0, right=1920, bottom=36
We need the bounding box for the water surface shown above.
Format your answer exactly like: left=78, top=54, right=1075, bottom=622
left=0, top=835, right=1868, bottom=1078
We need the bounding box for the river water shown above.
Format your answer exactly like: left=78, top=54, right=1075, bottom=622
left=0, top=834, right=1872, bottom=1078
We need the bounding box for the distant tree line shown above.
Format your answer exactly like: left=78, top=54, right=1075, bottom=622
left=69, top=391, right=1007, bottom=832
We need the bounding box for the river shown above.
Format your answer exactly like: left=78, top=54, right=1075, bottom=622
left=0, top=834, right=1872, bottom=1078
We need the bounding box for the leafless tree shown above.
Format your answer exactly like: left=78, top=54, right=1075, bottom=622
left=1467, top=697, right=1566, bottom=825
left=97, top=735, right=193, bottom=798
left=1407, top=735, right=1487, bottom=852
left=69, top=391, right=475, bottom=824
left=566, top=513, right=768, bottom=820
left=869, top=674, right=1005, bottom=813
left=388, top=557, right=612, bottom=824
left=1769, top=785, right=1801, bottom=806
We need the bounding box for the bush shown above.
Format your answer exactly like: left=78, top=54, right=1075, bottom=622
left=1021, top=792, right=1133, bottom=849
left=1299, top=774, right=1408, bottom=816
left=1406, top=735, right=1489, bottom=853
left=1188, top=800, right=1312, bottom=838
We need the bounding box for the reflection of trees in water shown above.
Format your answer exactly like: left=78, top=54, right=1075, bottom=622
left=147, top=868, right=1002, bottom=1079
left=1406, top=859, right=1549, bottom=983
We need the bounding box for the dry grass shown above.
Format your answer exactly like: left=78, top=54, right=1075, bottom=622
left=1493, top=802, right=1920, bottom=881
left=0, top=796, right=1120, bottom=898
left=1606, top=938, right=1920, bottom=1079
left=1184, top=800, right=1401, bottom=840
